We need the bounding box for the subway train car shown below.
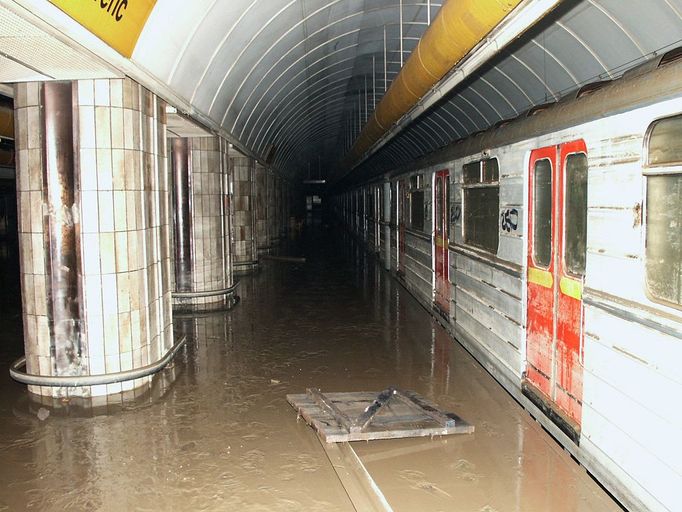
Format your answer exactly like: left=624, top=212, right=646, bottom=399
left=336, top=48, right=682, bottom=511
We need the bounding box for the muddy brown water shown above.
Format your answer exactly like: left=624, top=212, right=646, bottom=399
left=0, top=228, right=623, bottom=511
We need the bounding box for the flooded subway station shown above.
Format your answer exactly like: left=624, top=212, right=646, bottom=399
left=0, top=228, right=622, bottom=511
left=0, top=0, right=681, bottom=511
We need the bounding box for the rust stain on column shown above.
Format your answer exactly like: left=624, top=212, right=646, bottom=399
left=42, top=82, right=82, bottom=373
left=220, top=139, right=232, bottom=283
left=172, top=138, right=192, bottom=292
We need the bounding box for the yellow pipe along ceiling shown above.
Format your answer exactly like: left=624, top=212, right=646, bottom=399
left=347, top=0, right=523, bottom=166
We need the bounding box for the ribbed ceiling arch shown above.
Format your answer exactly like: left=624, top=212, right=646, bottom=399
left=130, top=0, right=682, bottom=183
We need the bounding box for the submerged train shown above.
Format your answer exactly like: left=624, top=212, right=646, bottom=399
left=335, top=48, right=682, bottom=512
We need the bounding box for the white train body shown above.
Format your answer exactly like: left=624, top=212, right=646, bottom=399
left=336, top=56, right=682, bottom=511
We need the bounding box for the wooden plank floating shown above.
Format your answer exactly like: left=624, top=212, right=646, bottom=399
left=288, top=389, right=474, bottom=443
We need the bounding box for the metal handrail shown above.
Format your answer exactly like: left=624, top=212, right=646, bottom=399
left=9, top=336, right=187, bottom=388
left=172, top=281, right=240, bottom=299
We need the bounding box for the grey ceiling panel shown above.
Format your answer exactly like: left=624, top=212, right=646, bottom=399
left=130, top=0, right=682, bottom=183
left=513, top=40, right=578, bottom=96
left=538, top=23, right=608, bottom=84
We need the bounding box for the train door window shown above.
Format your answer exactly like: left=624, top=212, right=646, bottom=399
left=645, top=114, right=682, bottom=307
left=410, top=190, right=425, bottom=232
left=408, top=174, right=426, bottom=232
left=435, top=177, right=443, bottom=230
left=564, top=153, right=588, bottom=275
left=532, top=159, right=553, bottom=268
left=463, top=158, right=499, bottom=253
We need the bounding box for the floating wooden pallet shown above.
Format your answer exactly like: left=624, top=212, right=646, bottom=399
left=287, top=387, right=474, bottom=443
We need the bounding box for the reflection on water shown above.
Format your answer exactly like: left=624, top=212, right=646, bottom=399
left=0, top=222, right=621, bottom=511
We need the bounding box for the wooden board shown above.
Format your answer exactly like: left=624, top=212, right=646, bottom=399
left=287, top=389, right=474, bottom=443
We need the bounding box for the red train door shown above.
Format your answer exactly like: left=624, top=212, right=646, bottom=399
left=398, top=179, right=408, bottom=275
left=434, top=170, right=450, bottom=314
left=526, top=140, right=587, bottom=432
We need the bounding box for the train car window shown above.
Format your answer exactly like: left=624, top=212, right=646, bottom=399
left=564, top=153, right=588, bottom=275
left=463, top=162, right=480, bottom=184
left=367, top=189, right=374, bottom=219
left=463, top=158, right=499, bottom=253
left=410, top=190, right=425, bottom=232
left=533, top=159, right=553, bottom=268
left=483, top=159, right=499, bottom=182
left=646, top=174, right=682, bottom=306
left=648, top=114, right=682, bottom=165
left=645, top=115, right=682, bottom=307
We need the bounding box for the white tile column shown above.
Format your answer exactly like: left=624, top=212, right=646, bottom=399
left=170, top=136, right=235, bottom=311
left=230, top=153, right=258, bottom=274
left=14, top=78, right=173, bottom=398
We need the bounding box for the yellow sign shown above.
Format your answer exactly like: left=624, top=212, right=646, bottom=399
left=49, top=0, right=157, bottom=58
left=528, top=267, right=553, bottom=289
left=560, top=277, right=583, bottom=301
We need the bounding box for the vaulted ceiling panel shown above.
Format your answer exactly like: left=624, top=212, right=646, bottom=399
left=538, top=23, right=607, bottom=84
left=125, top=0, right=682, bottom=183
left=514, top=40, right=578, bottom=98
left=598, top=0, right=681, bottom=51
left=559, top=2, right=645, bottom=72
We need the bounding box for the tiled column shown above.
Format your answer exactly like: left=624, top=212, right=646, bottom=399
left=231, top=153, right=258, bottom=274
left=15, top=78, right=173, bottom=398
left=254, top=162, right=269, bottom=254
left=170, top=136, right=235, bottom=311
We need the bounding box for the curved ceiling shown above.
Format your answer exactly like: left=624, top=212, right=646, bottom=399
left=133, top=0, right=441, bottom=180
left=130, top=0, right=682, bottom=184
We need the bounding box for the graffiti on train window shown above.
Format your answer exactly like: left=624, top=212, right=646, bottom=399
left=500, top=208, right=519, bottom=232
left=564, top=153, right=588, bottom=276
left=463, top=158, right=499, bottom=253
left=533, top=159, right=553, bottom=268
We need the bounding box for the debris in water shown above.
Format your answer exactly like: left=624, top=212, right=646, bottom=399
left=37, top=408, right=50, bottom=421
left=181, top=442, right=196, bottom=451
left=288, top=388, right=474, bottom=442
left=270, top=379, right=281, bottom=385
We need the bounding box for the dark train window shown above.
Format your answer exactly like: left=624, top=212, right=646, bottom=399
left=533, top=159, right=553, bottom=268
left=463, top=158, right=499, bottom=253
left=367, top=189, right=374, bottom=219
left=646, top=115, right=682, bottom=307
left=463, top=162, right=480, bottom=184
left=564, top=153, right=588, bottom=275
left=410, top=190, right=425, bottom=232
left=374, top=185, right=384, bottom=221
